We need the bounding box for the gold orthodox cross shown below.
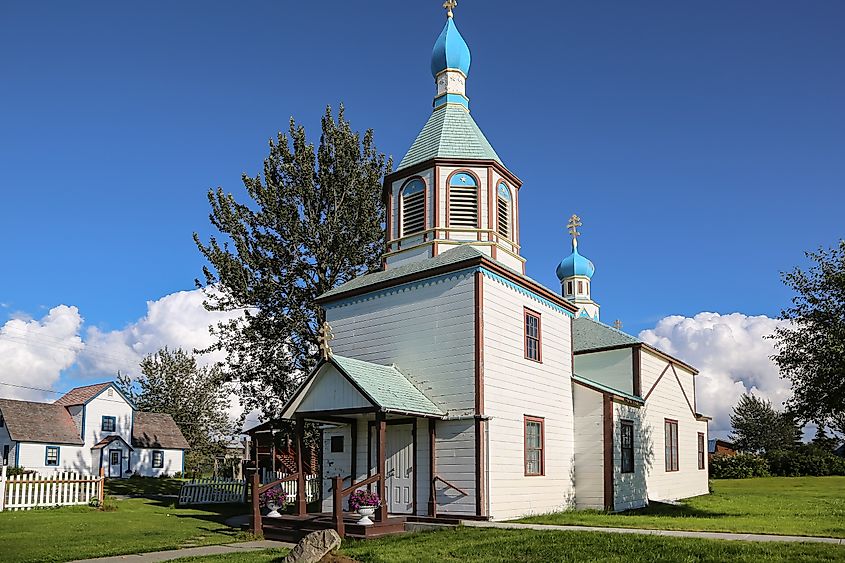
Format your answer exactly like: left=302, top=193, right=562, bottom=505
left=613, top=319, right=623, bottom=330
left=443, top=0, right=457, bottom=18
left=567, top=214, right=582, bottom=239
left=318, top=321, right=335, bottom=360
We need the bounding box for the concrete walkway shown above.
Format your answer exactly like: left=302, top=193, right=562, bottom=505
left=462, top=520, right=845, bottom=545
left=70, top=540, right=295, bottom=563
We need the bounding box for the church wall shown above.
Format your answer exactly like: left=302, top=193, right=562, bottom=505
left=572, top=384, right=604, bottom=510
left=574, top=348, right=635, bottom=395
left=434, top=419, right=476, bottom=516
left=612, top=402, right=648, bottom=511
left=298, top=366, right=372, bottom=413
left=325, top=271, right=476, bottom=416
left=384, top=244, right=432, bottom=269
left=639, top=350, right=708, bottom=501
left=481, top=275, right=576, bottom=519
left=320, top=424, right=353, bottom=513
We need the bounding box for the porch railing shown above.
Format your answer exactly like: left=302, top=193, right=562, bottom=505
left=331, top=472, right=385, bottom=538
left=250, top=471, right=305, bottom=536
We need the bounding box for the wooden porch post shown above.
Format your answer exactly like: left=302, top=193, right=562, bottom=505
left=271, top=430, right=276, bottom=475
left=332, top=475, right=345, bottom=538
left=295, top=417, right=307, bottom=516
left=250, top=470, right=263, bottom=538
left=428, top=418, right=437, bottom=517
left=375, top=411, right=387, bottom=522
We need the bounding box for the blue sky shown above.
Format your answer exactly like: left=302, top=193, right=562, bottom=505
left=0, top=1, right=843, bottom=431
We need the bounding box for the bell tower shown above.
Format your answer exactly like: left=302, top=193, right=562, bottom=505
left=381, top=2, right=525, bottom=273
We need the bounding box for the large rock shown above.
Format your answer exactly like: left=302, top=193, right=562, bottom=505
left=283, top=529, right=342, bottom=563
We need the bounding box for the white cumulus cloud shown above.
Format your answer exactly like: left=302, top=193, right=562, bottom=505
left=639, top=312, right=791, bottom=438
left=0, top=306, right=85, bottom=401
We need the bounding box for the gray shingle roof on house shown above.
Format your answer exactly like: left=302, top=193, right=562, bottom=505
left=573, top=317, right=641, bottom=353
left=332, top=355, right=444, bottom=417
left=132, top=412, right=190, bottom=450
left=0, top=399, right=83, bottom=445
left=54, top=382, right=111, bottom=406
left=318, top=244, right=485, bottom=302
left=397, top=105, right=502, bottom=171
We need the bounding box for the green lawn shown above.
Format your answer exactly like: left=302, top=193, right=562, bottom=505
left=516, top=476, right=845, bottom=538
left=105, top=476, right=186, bottom=497
left=169, top=528, right=845, bottom=563
left=0, top=498, right=250, bottom=563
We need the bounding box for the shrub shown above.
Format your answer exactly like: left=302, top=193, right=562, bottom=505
left=4, top=466, right=30, bottom=477
left=709, top=453, right=770, bottom=479
left=766, top=447, right=845, bottom=477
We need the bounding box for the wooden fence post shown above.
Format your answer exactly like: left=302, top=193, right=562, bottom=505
left=332, top=476, right=344, bottom=538
left=0, top=465, right=6, bottom=512
left=250, top=471, right=263, bottom=538
left=98, top=467, right=105, bottom=507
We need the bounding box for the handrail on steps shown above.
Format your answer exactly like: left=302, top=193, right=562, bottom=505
left=331, top=472, right=384, bottom=538
left=433, top=475, right=468, bottom=496
left=257, top=472, right=300, bottom=495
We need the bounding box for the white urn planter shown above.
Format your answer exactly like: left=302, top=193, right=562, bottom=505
left=266, top=501, right=282, bottom=518
left=356, top=506, right=376, bottom=526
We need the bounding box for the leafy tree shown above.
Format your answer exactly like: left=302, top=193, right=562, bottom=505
left=118, top=347, right=234, bottom=473
left=729, top=393, right=803, bottom=454
left=772, top=241, right=845, bottom=426
left=810, top=426, right=841, bottom=452
left=194, top=105, right=390, bottom=420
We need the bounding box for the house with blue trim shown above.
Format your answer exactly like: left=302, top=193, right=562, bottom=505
left=271, top=6, right=710, bottom=523
left=0, top=382, right=188, bottom=477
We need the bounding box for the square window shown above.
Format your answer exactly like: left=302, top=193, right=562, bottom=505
left=102, top=416, right=116, bottom=432
left=152, top=450, right=164, bottom=468
left=46, top=446, right=59, bottom=466
left=330, top=435, right=344, bottom=453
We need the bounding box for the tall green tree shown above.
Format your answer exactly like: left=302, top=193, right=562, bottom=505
left=118, top=347, right=234, bottom=473
left=771, top=240, right=845, bottom=426
left=729, top=393, right=803, bottom=454
left=194, top=105, right=390, bottom=420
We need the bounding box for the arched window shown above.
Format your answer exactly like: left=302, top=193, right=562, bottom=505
left=401, top=178, right=426, bottom=236
left=448, top=172, right=478, bottom=228
left=496, top=182, right=512, bottom=238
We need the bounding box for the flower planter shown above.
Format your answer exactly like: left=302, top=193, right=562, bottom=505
left=356, top=506, right=376, bottom=526
left=266, top=500, right=283, bottom=518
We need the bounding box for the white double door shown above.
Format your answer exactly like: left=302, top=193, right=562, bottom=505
left=372, top=423, right=414, bottom=514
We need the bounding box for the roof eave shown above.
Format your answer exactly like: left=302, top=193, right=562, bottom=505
left=383, top=157, right=522, bottom=203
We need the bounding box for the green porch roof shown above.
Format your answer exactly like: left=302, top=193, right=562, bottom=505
left=573, top=317, right=641, bottom=353
left=397, top=105, right=502, bottom=171
left=572, top=373, right=644, bottom=404
left=331, top=355, right=444, bottom=417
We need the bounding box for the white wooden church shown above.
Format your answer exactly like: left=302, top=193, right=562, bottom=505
left=279, top=5, right=709, bottom=522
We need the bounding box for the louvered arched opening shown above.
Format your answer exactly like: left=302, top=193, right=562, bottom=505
left=496, top=181, right=512, bottom=239
left=400, top=178, right=426, bottom=236
left=448, top=171, right=479, bottom=228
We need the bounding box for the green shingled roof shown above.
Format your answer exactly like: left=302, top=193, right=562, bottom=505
left=332, top=355, right=444, bottom=417
left=318, top=244, right=486, bottom=302
left=397, top=105, right=502, bottom=171
left=573, top=317, right=641, bottom=353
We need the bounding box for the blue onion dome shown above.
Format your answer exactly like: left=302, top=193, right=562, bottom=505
left=431, top=17, right=471, bottom=78
left=556, top=240, right=596, bottom=280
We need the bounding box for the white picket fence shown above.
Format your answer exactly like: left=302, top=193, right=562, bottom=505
left=260, top=470, right=321, bottom=503
left=179, top=477, right=246, bottom=505
left=0, top=466, right=104, bottom=511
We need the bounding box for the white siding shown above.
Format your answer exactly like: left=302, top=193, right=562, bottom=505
left=386, top=244, right=431, bottom=268
left=0, top=422, right=15, bottom=466
left=298, top=366, right=371, bottom=413
left=16, top=442, right=89, bottom=474
left=483, top=276, right=576, bottom=519
left=574, top=348, right=634, bottom=395
left=326, top=272, right=476, bottom=416
left=612, top=403, right=647, bottom=511
left=434, top=419, right=476, bottom=516
left=640, top=350, right=708, bottom=501
left=133, top=448, right=183, bottom=477
left=82, top=387, right=133, bottom=454
left=572, top=384, right=604, bottom=510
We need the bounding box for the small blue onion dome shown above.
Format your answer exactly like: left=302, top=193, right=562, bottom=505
left=556, top=242, right=596, bottom=280
left=431, top=18, right=471, bottom=78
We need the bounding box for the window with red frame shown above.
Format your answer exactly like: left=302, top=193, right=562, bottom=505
left=524, top=309, right=541, bottom=362
left=698, top=432, right=706, bottom=470
left=524, top=416, right=544, bottom=476
left=665, top=419, right=679, bottom=472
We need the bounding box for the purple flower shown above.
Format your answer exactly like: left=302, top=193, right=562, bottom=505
left=348, top=489, right=381, bottom=511
left=259, top=487, right=289, bottom=508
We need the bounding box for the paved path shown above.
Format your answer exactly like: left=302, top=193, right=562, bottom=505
left=462, top=520, right=845, bottom=545
left=70, top=540, right=294, bottom=563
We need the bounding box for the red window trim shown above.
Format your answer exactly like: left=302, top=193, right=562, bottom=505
left=524, top=415, right=545, bottom=476
left=398, top=176, right=428, bottom=238
left=620, top=419, right=635, bottom=474
left=665, top=418, right=679, bottom=472
left=697, top=432, right=706, bottom=470
left=524, top=307, right=542, bottom=363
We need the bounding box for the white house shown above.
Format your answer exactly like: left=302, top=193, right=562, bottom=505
left=271, top=9, right=709, bottom=522
left=0, top=382, right=188, bottom=477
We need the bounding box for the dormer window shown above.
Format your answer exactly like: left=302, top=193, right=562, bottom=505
left=496, top=182, right=511, bottom=239
left=400, top=178, right=426, bottom=236
left=102, top=416, right=116, bottom=432
left=448, top=172, right=478, bottom=228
